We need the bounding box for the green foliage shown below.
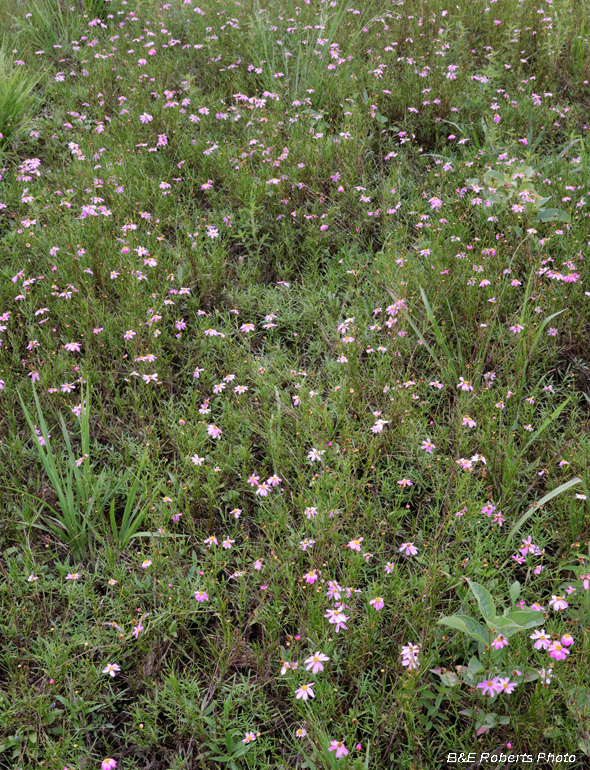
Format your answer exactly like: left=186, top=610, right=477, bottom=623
left=13, top=0, right=84, bottom=57
left=2, top=0, right=590, bottom=766
left=0, top=49, right=38, bottom=151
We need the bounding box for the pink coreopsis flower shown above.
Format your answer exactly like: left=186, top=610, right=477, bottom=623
left=491, top=634, right=508, bottom=650
left=399, top=542, right=418, bottom=557
left=530, top=629, right=551, bottom=650
left=400, top=643, right=421, bottom=670
left=369, top=596, right=385, bottom=611
left=324, top=607, right=349, bottom=632
left=538, top=667, right=553, bottom=685
left=548, top=595, right=568, bottom=611
left=494, top=677, right=517, bottom=694
left=347, top=537, right=363, bottom=551
left=101, top=760, right=117, bottom=770
left=329, top=741, right=349, bottom=759
left=305, top=652, right=329, bottom=674
left=549, top=641, right=569, bottom=661
left=295, top=682, right=315, bottom=701
left=476, top=679, right=502, bottom=697
left=194, top=590, right=209, bottom=602
left=207, top=424, right=222, bottom=439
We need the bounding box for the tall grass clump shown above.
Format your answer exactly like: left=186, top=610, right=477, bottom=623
left=14, top=0, right=84, bottom=57
left=0, top=49, right=38, bottom=152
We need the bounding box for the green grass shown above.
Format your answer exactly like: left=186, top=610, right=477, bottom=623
left=1, top=0, right=590, bottom=767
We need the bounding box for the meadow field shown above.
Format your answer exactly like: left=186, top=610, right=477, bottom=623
left=1, top=0, right=590, bottom=767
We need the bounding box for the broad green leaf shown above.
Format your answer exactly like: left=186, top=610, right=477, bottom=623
left=536, top=207, right=570, bottom=222
left=467, top=580, right=496, bottom=623
left=438, top=615, right=489, bottom=645
left=504, top=610, right=545, bottom=629
left=509, top=581, right=521, bottom=604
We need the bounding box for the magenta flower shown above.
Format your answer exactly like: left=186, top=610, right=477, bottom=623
left=476, top=679, right=502, bottom=697
left=548, top=641, right=569, bottom=661
left=491, top=634, right=508, bottom=650
left=548, top=595, right=568, bottom=611
left=399, top=542, right=418, bottom=557
left=329, top=740, right=349, bottom=759
left=494, top=677, right=517, bottom=694
left=324, top=607, right=349, bottom=632
left=400, top=643, right=421, bottom=670
left=101, top=761, right=117, bottom=770
left=530, top=629, right=551, bottom=650
left=369, top=596, right=385, bottom=611
left=295, top=682, right=315, bottom=700
left=305, top=651, right=329, bottom=674
left=195, top=590, right=209, bottom=602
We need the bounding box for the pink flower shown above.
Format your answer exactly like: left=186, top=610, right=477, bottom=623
left=295, top=682, right=315, bottom=700
left=397, top=478, right=413, bottom=488
left=347, top=537, right=363, bottom=551
left=101, top=761, right=117, bottom=770
left=399, top=542, right=418, bottom=557
left=491, top=634, right=508, bottom=650
left=140, top=113, right=153, bottom=123
left=102, top=663, right=121, bottom=677
left=548, top=595, right=568, bottom=611
left=549, top=641, right=569, bottom=661
left=421, top=438, right=435, bottom=453
left=207, top=424, right=222, bottom=439
left=400, top=643, right=421, bottom=670
left=369, top=596, right=385, bottom=611
left=324, top=607, right=349, bottom=632
left=476, top=679, right=502, bottom=697
left=561, top=634, right=575, bottom=647
left=195, top=590, right=209, bottom=602
left=530, top=629, right=551, bottom=650
left=538, top=666, right=553, bottom=685
left=305, top=652, right=329, bottom=674
left=329, top=740, right=349, bottom=759
left=494, top=677, right=517, bottom=694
